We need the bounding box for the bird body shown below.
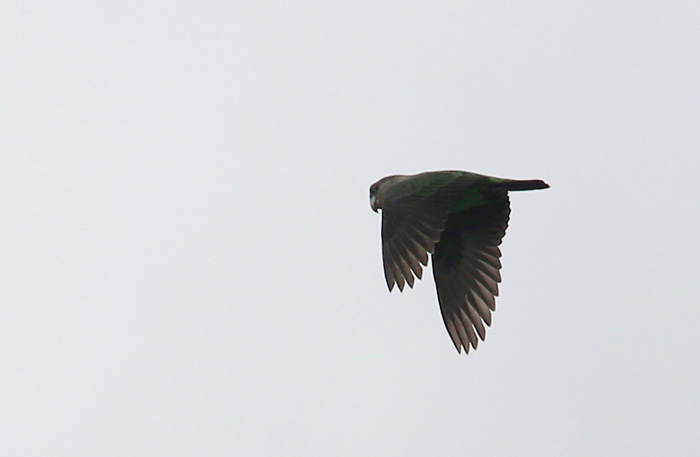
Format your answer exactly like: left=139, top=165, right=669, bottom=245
left=370, top=170, right=548, bottom=354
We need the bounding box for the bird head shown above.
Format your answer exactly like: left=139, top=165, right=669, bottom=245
left=369, top=175, right=406, bottom=212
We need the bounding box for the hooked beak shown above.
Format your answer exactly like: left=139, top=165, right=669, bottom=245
left=370, top=194, right=378, bottom=212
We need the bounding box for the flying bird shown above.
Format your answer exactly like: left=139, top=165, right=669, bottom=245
left=370, top=170, right=549, bottom=354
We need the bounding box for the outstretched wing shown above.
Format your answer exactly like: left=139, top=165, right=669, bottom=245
left=379, top=173, right=488, bottom=291
left=432, top=191, right=511, bottom=354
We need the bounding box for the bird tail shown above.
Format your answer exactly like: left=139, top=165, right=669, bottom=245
left=504, top=179, right=549, bottom=191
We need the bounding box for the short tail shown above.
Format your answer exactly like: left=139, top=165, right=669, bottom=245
left=504, top=179, right=550, bottom=191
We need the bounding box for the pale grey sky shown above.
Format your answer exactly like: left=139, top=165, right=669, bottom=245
left=2, top=1, right=699, bottom=456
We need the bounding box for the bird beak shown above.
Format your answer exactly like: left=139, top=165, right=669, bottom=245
left=370, top=194, right=378, bottom=212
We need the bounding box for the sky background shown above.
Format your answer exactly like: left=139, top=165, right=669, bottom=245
left=2, top=1, right=699, bottom=456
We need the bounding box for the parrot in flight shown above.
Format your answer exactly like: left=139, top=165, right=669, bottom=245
left=370, top=170, right=549, bottom=354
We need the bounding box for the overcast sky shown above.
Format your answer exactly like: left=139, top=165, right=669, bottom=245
left=2, top=1, right=699, bottom=456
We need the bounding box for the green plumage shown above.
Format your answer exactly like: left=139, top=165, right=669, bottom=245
left=449, top=186, right=490, bottom=212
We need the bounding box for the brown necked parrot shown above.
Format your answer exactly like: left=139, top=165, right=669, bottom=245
left=370, top=170, right=549, bottom=354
